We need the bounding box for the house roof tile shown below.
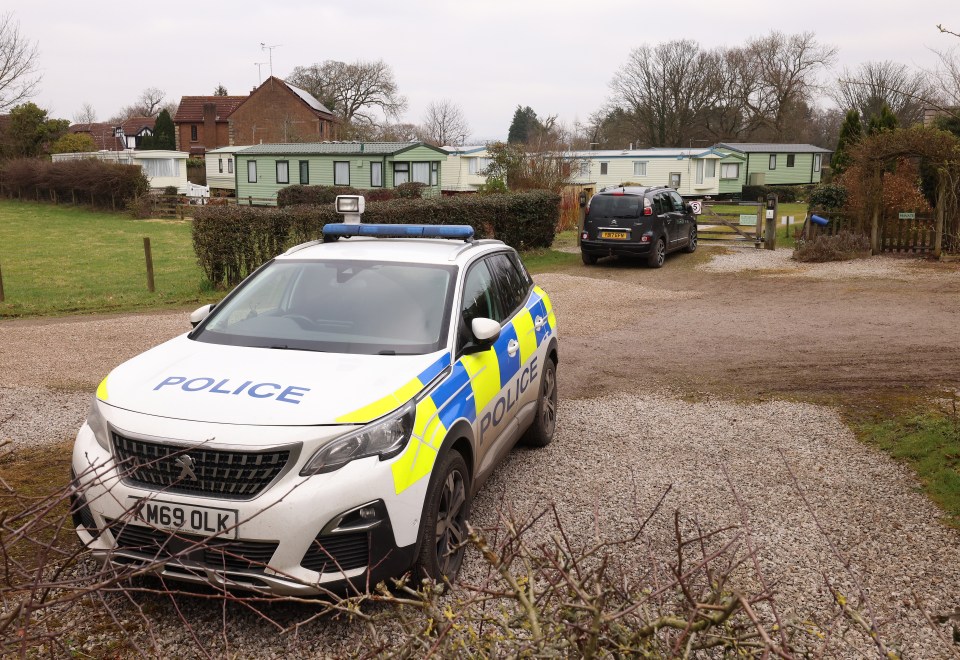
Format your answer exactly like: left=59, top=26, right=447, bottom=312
left=173, top=96, right=246, bottom=123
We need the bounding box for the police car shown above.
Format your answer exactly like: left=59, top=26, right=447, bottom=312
left=70, top=195, right=559, bottom=595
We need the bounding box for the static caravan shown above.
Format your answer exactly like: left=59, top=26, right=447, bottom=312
left=714, top=143, right=833, bottom=186
left=205, top=146, right=244, bottom=193
left=52, top=149, right=192, bottom=192
left=565, top=148, right=737, bottom=197
left=441, top=145, right=493, bottom=193
left=234, top=142, right=447, bottom=205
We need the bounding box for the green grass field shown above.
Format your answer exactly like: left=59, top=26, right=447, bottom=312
left=0, top=200, right=218, bottom=318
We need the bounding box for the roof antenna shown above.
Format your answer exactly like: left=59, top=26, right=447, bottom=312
left=260, top=43, right=281, bottom=77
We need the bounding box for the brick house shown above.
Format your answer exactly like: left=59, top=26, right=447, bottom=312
left=228, top=76, right=337, bottom=146
left=172, top=96, right=246, bottom=155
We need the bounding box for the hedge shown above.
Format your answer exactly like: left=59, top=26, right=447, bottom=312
left=0, top=158, right=150, bottom=209
left=193, top=190, right=561, bottom=288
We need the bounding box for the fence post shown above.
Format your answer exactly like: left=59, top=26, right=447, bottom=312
left=934, top=174, right=946, bottom=259
left=143, top=237, right=155, bottom=293
left=764, top=193, right=778, bottom=250
left=0, top=258, right=5, bottom=302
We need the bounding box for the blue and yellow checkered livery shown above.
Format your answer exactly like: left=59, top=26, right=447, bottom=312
left=336, top=286, right=556, bottom=494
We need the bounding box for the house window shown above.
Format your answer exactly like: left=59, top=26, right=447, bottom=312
left=786, top=154, right=796, bottom=168
left=412, top=162, right=430, bottom=184
left=394, top=162, right=409, bottom=184
left=190, top=125, right=198, bottom=142
left=768, top=154, right=777, bottom=170
left=430, top=162, right=438, bottom=186
left=218, top=158, right=223, bottom=174
left=371, top=162, right=383, bottom=187
left=140, top=158, right=181, bottom=177
left=633, top=162, right=647, bottom=176
left=299, top=160, right=309, bottom=185
left=579, top=161, right=591, bottom=177
left=720, top=163, right=740, bottom=179
left=247, top=160, right=257, bottom=183
left=600, top=162, right=608, bottom=175
left=228, top=158, right=233, bottom=174
left=705, top=160, right=716, bottom=178
left=334, top=161, right=350, bottom=185
left=814, top=153, right=822, bottom=172
left=670, top=172, right=681, bottom=188
left=276, top=160, right=289, bottom=184
left=695, top=159, right=704, bottom=185
left=468, top=157, right=492, bottom=175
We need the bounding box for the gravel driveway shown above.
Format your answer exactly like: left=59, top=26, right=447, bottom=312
left=2, top=249, right=959, bottom=655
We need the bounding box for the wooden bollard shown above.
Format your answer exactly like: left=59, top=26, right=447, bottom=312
left=143, top=237, right=155, bottom=293
left=0, top=258, right=5, bottom=302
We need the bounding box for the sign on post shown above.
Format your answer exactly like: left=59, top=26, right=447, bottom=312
left=739, top=214, right=757, bottom=226
left=689, top=200, right=702, bottom=215
left=898, top=212, right=916, bottom=220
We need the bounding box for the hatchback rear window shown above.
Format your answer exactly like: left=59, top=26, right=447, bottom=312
left=589, top=195, right=641, bottom=218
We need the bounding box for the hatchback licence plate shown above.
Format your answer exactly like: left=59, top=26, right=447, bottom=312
left=128, top=497, right=239, bottom=539
left=600, top=231, right=629, bottom=240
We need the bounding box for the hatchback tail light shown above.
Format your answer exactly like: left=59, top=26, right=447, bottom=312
left=643, top=207, right=653, bottom=216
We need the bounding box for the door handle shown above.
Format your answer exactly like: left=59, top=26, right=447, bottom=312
left=534, top=315, right=546, bottom=331
left=507, top=339, right=519, bottom=357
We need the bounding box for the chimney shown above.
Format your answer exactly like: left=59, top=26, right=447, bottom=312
left=203, top=103, right=217, bottom=149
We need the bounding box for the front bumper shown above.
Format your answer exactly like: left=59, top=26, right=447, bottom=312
left=580, top=238, right=652, bottom=258
left=71, top=405, right=430, bottom=596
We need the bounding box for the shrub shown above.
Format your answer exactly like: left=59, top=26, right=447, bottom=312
left=276, top=185, right=363, bottom=207
left=0, top=157, right=149, bottom=209
left=163, top=185, right=178, bottom=196
left=394, top=181, right=426, bottom=199
left=193, top=190, right=561, bottom=287
left=740, top=184, right=810, bottom=203
left=793, top=230, right=871, bottom=262
left=808, top=183, right=849, bottom=211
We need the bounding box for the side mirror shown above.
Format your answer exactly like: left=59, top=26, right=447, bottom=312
left=684, top=203, right=694, bottom=214
left=462, top=317, right=500, bottom=355
left=190, top=303, right=215, bottom=328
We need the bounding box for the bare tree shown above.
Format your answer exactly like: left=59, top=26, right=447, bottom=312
left=366, top=122, right=424, bottom=142
left=745, top=31, right=838, bottom=141
left=72, top=102, right=97, bottom=125
left=0, top=12, right=40, bottom=112
left=286, top=59, right=407, bottom=129
left=114, top=88, right=167, bottom=121
left=609, top=40, right=724, bottom=147
left=832, top=61, right=937, bottom=126
left=420, top=99, right=470, bottom=146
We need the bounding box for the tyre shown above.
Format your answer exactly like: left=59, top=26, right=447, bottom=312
left=647, top=237, right=666, bottom=268
left=684, top=225, right=698, bottom=253
left=414, top=451, right=471, bottom=585
left=581, top=251, right=597, bottom=265
left=522, top=358, right=558, bottom=447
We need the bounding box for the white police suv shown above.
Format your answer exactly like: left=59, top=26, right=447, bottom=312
left=70, top=196, right=559, bottom=595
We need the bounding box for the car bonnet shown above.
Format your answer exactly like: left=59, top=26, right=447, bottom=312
left=96, top=335, right=450, bottom=426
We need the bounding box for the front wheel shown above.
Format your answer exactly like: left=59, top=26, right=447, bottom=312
left=684, top=225, right=698, bottom=253
left=647, top=237, right=666, bottom=268
left=414, top=451, right=471, bottom=585
left=522, top=358, right=557, bottom=447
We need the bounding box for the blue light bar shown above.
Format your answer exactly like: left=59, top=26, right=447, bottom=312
left=322, top=223, right=475, bottom=240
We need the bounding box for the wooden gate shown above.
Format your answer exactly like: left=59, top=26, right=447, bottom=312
left=696, top=201, right=763, bottom=245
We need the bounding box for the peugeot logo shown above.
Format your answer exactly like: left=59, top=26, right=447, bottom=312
left=174, top=454, right=198, bottom=481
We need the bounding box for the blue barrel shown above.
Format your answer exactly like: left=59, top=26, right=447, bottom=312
left=810, top=214, right=829, bottom=226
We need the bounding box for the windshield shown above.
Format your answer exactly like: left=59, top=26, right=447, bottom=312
left=194, top=259, right=457, bottom=355
left=589, top=195, right=642, bottom=218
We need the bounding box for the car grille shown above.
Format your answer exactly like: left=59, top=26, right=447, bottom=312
left=300, top=532, right=369, bottom=574
left=108, top=519, right=279, bottom=573
left=112, top=433, right=290, bottom=500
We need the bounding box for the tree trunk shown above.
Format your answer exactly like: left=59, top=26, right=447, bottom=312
left=934, top=170, right=945, bottom=260
left=870, top=166, right=882, bottom=255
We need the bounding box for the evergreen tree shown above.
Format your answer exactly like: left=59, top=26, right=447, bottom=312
left=507, top=105, right=541, bottom=144
left=143, top=109, right=175, bottom=150
left=831, top=109, right=862, bottom=175
left=867, top=102, right=898, bottom=135
left=213, top=84, right=228, bottom=96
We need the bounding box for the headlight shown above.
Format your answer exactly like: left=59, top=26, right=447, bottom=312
left=87, top=397, right=111, bottom=451
left=300, top=401, right=416, bottom=476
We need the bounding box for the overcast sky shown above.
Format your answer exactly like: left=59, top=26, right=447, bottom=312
left=12, top=0, right=960, bottom=141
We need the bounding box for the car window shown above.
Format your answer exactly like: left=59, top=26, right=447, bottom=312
left=669, top=191, right=685, bottom=211
left=460, top=258, right=504, bottom=345
left=489, top=253, right=530, bottom=317
left=589, top=194, right=641, bottom=218
left=653, top=194, right=668, bottom=215
left=195, top=260, right=455, bottom=355
left=506, top=251, right=533, bottom=287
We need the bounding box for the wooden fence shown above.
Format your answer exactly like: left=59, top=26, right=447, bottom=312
left=807, top=211, right=938, bottom=254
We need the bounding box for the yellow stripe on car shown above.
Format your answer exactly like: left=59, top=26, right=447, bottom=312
left=392, top=396, right=448, bottom=494
left=336, top=377, right=424, bottom=424
left=460, top=352, right=500, bottom=416
left=96, top=376, right=109, bottom=402
left=513, top=309, right=537, bottom=364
